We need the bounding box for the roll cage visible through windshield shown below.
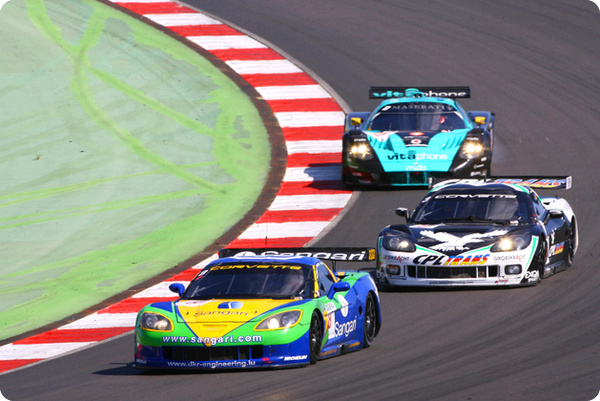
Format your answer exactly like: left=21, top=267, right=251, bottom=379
left=182, top=261, right=315, bottom=300
left=412, top=191, right=534, bottom=224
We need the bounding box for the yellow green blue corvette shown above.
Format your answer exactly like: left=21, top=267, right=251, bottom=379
left=134, top=248, right=381, bottom=369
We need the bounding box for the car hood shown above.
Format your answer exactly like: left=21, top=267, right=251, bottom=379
left=408, top=224, right=520, bottom=254
left=167, top=299, right=301, bottom=339
left=174, top=298, right=297, bottom=324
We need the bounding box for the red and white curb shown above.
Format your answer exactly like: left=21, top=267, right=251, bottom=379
left=0, top=0, right=352, bottom=374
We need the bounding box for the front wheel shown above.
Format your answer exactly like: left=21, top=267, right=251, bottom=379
left=363, top=293, right=377, bottom=348
left=309, top=312, right=323, bottom=364
left=534, top=238, right=548, bottom=280
left=566, top=218, right=578, bottom=267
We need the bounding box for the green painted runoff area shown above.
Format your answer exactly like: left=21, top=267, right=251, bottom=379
left=0, top=0, right=270, bottom=340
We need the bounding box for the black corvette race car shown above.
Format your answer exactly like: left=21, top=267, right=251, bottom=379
left=376, top=177, right=578, bottom=287
left=342, top=86, right=494, bottom=186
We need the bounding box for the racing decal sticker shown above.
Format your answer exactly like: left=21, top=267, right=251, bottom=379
left=419, top=230, right=508, bottom=251
left=336, top=293, right=349, bottom=317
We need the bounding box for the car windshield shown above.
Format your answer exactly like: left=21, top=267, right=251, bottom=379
left=182, top=261, right=311, bottom=300
left=368, top=102, right=466, bottom=132
left=413, top=192, right=533, bottom=224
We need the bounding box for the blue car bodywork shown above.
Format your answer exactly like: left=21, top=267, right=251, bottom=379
left=342, top=87, right=495, bottom=187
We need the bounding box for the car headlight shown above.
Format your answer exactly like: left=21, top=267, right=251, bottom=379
left=460, top=139, right=484, bottom=159
left=256, top=310, right=302, bottom=330
left=382, top=234, right=416, bottom=252
left=491, top=232, right=532, bottom=252
left=505, top=264, right=522, bottom=275
left=348, top=140, right=374, bottom=160
left=139, top=312, right=173, bottom=332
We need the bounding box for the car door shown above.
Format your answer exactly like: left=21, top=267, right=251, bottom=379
left=316, top=262, right=359, bottom=347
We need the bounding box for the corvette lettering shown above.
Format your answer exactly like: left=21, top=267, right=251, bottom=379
left=435, top=194, right=517, bottom=199
left=211, top=264, right=301, bottom=270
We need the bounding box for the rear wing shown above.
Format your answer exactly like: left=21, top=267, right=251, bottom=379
left=429, top=176, right=572, bottom=190
left=369, top=86, right=470, bottom=100
left=218, top=247, right=376, bottom=271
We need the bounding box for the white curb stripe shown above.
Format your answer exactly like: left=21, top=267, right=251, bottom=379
left=0, top=342, right=95, bottom=360
left=58, top=313, right=137, bottom=330
left=226, top=59, right=303, bottom=75
left=268, top=194, right=352, bottom=210
left=145, top=13, right=222, bottom=26
left=188, top=36, right=266, bottom=50
left=131, top=281, right=190, bottom=298
left=286, top=140, right=341, bottom=154
left=238, top=221, right=331, bottom=239
left=283, top=166, right=341, bottom=182
left=255, top=85, right=331, bottom=100
left=275, top=111, right=345, bottom=128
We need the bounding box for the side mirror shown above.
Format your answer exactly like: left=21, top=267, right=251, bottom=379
left=548, top=209, right=564, bottom=219
left=327, top=281, right=351, bottom=299
left=350, top=117, right=362, bottom=126
left=169, top=283, right=185, bottom=297
left=474, top=116, right=486, bottom=126
left=395, top=207, right=411, bottom=221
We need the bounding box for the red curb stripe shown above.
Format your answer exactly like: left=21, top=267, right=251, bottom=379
left=287, top=153, right=341, bottom=167
left=267, top=98, right=342, bottom=113
left=167, top=269, right=203, bottom=282
left=0, top=359, right=43, bottom=374
left=226, top=237, right=315, bottom=248
left=209, top=48, right=284, bottom=61
left=278, top=181, right=349, bottom=195
left=256, top=209, right=343, bottom=223
left=282, top=126, right=343, bottom=141
left=14, top=327, right=132, bottom=345
left=169, top=24, right=243, bottom=37
left=116, top=2, right=196, bottom=14
left=242, top=73, right=318, bottom=87
left=98, top=297, right=178, bottom=314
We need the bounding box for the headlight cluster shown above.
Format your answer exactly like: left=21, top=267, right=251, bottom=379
left=460, top=139, right=484, bottom=159
left=256, top=310, right=302, bottom=331
left=382, top=233, right=416, bottom=252
left=140, top=312, right=173, bottom=332
left=348, top=139, right=374, bottom=160
left=491, top=232, right=532, bottom=252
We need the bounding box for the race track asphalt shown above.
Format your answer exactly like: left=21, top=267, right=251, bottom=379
left=1, top=1, right=599, bottom=400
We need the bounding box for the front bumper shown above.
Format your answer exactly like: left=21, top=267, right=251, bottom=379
left=342, top=155, right=490, bottom=187
left=134, top=334, right=310, bottom=370
left=376, top=246, right=539, bottom=287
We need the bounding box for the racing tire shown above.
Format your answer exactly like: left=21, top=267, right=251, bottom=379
left=309, top=312, right=323, bottom=365
left=534, top=238, right=548, bottom=280
left=363, top=293, right=377, bottom=348
left=566, top=217, right=578, bottom=267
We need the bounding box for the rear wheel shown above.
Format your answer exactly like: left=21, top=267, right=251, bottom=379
left=309, top=312, right=322, bottom=364
left=363, top=293, right=377, bottom=348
